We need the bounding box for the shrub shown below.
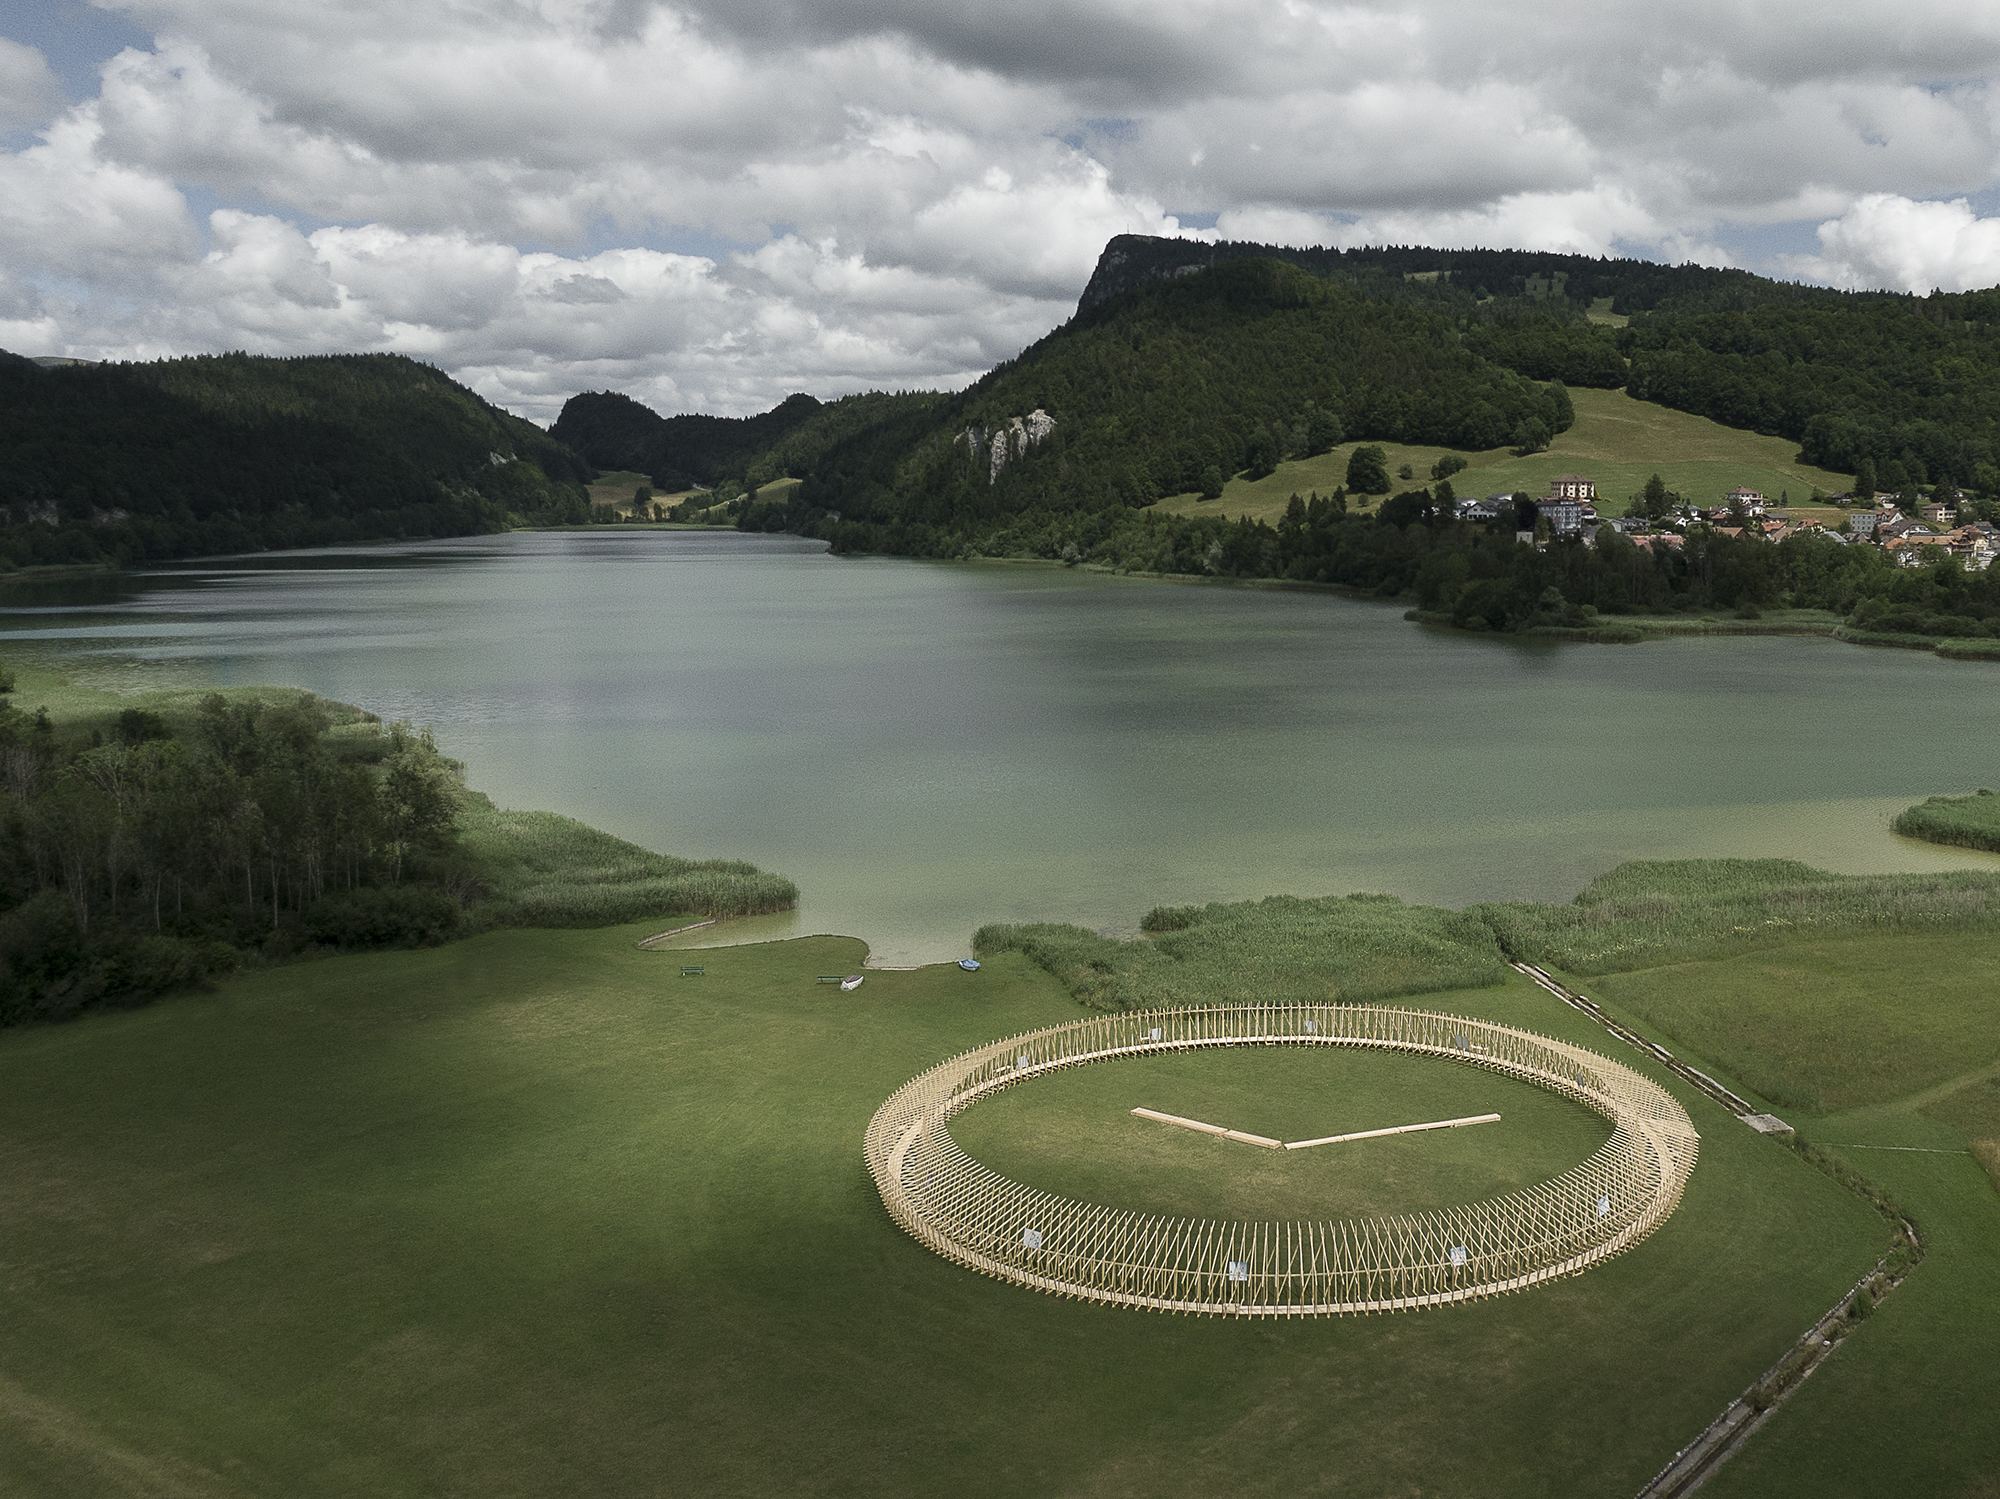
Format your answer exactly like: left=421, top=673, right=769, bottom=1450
left=304, top=887, right=460, bottom=949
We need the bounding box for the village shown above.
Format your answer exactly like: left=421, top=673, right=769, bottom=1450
left=1456, top=476, right=1999, bottom=570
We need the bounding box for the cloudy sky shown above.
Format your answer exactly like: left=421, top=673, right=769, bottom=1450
left=3, top=0, right=1999, bottom=422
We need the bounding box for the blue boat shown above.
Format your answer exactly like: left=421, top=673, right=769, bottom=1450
left=958, top=958, right=981, bottom=971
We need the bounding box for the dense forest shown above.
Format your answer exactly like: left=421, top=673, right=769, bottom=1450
left=0, top=351, right=594, bottom=567
left=0, top=683, right=796, bottom=1026
left=1077, top=235, right=2000, bottom=490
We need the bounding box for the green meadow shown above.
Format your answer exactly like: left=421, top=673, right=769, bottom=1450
left=0, top=934, right=1885, bottom=1498
left=1570, top=931, right=2000, bottom=1498
left=1150, top=386, right=1854, bottom=527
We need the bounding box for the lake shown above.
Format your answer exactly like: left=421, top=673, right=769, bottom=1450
left=2, top=530, right=1995, bottom=964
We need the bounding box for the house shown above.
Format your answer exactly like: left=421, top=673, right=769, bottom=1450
left=1726, top=487, right=1765, bottom=511
left=1536, top=496, right=1585, bottom=535
left=1876, top=510, right=1922, bottom=540
left=1885, top=534, right=1947, bottom=566
left=1549, top=476, right=1596, bottom=503
left=1919, top=501, right=1958, bottom=528
left=1941, top=527, right=1996, bottom=571
left=1848, top=510, right=1882, bottom=539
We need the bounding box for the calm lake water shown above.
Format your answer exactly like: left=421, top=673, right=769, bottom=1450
left=3, top=531, right=1996, bottom=964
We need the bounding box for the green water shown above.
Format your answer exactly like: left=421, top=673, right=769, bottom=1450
left=3, top=531, right=1995, bottom=963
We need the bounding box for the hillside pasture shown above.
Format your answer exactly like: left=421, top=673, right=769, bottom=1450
left=1150, top=387, right=1854, bottom=528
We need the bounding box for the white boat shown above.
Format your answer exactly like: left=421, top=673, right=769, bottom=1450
left=839, top=974, right=864, bottom=991
left=958, top=959, right=981, bottom=971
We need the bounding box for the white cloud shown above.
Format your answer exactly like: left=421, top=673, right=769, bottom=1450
left=1788, top=193, right=2000, bottom=291
left=0, top=110, right=194, bottom=275
left=0, top=38, right=60, bottom=131
left=1, top=0, right=1997, bottom=415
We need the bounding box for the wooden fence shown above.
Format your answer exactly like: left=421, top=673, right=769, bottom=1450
left=864, top=1003, right=1699, bottom=1317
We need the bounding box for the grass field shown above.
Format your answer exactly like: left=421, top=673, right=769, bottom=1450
left=948, top=1043, right=1613, bottom=1222
left=1580, top=933, right=2000, bottom=1115
left=1549, top=932, right=2000, bottom=1498
left=0, top=935, right=1885, bottom=1498
left=1148, top=387, right=1854, bottom=528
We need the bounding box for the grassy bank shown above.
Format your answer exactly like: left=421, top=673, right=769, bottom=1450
left=458, top=797, right=796, bottom=927
left=0, top=928, right=1883, bottom=1498
left=1892, top=788, right=2000, bottom=854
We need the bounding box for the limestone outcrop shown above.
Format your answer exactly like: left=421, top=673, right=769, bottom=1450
left=956, top=408, right=1057, bottom=483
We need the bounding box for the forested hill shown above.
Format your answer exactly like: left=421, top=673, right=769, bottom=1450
left=550, top=389, right=825, bottom=491
left=0, top=352, right=594, bottom=568
left=1077, top=234, right=1832, bottom=316
left=557, top=235, right=1999, bottom=550
left=1081, top=234, right=2000, bottom=482
left=550, top=236, right=2000, bottom=648
left=558, top=257, right=1593, bottom=540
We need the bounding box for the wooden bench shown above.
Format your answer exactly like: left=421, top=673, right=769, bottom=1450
left=680, top=965, right=705, bottom=977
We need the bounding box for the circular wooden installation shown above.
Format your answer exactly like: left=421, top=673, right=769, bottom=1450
left=864, top=1004, right=1699, bottom=1317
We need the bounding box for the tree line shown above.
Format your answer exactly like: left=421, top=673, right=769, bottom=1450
left=0, top=351, right=594, bottom=570
left=1618, top=291, right=2000, bottom=489
left=0, top=689, right=468, bottom=1025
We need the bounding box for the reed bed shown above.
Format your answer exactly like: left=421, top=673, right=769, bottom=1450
left=1480, top=859, right=2000, bottom=976
left=975, top=893, right=1509, bottom=1011
left=458, top=798, right=797, bottom=926
left=1892, top=790, right=2000, bottom=855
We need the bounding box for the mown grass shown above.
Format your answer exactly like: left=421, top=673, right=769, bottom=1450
left=1551, top=923, right=2000, bottom=1496
left=0, top=934, right=1883, bottom=1499
left=1579, top=933, right=2000, bottom=1114
left=948, top=1036, right=1612, bottom=1222
left=1700, top=1141, right=2000, bottom=1499
left=1149, top=387, right=1853, bottom=528
left=458, top=794, right=797, bottom=926
left=1923, top=1072, right=2000, bottom=1194
left=1893, top=787, right=2000, bottom=854
left=974, top=891, right=1510, bottom=1010
left=1480, top=858, right=2000, bottom=976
